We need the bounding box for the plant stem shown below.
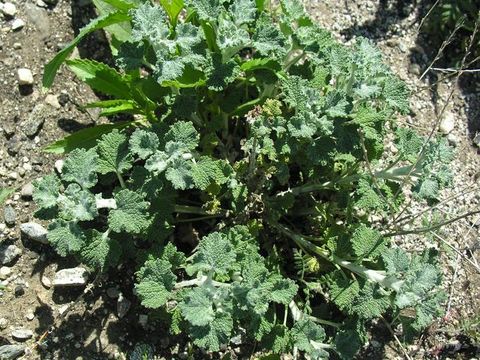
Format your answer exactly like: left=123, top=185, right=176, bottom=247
left=116, top=172, right=126, bottom=188
left=174, top=204, right=227, bottom=216
left=272, top=222, right=403, bottom=292
left=174, top=275, right=230, bottom=289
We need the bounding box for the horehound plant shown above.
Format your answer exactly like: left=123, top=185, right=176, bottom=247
left=34, top=0, right=457, bottom=358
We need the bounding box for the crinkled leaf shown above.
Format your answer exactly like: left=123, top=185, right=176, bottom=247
left=188, top=232, right=236, bottom=276
left=81, top=229, right=121, bottom=271
left=47, top=220, right=86, bottom=256
left=58, top=184, right=98, bottom=221
left=97, top=129, right=133, bottom=175
left=129, top=129, right=160, bottom=159
left=62, top=148, right=98, bottom=189
left=108, top=189, right=151, bottom=233
left=33, top=175, right=60, bottom=209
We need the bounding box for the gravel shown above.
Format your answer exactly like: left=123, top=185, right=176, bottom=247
left=0, top=244, right=22, bottom=266
left=11, top=328, right=33, bottom=341
left=439, top=112, right=455, bottom=134
left=11, top=18, right=25, bottom=31
left=20, top=222, right=48, bottom=244
left=16, top=68, right=34, bottom=86
left=0, top=344, right=25, bottom=360
left=22, top=104, right=49, bottom=137
left=20, top=183, right=33, bottom=199
left=53, top=267, right=88, bottom=287
left=3, top=205, right=16, bottom=226
left=1, top=2, right=17, bottom=17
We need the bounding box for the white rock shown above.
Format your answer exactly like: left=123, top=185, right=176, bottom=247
left=25, top=311, right=35, bottom=321
left=41, top=275, right=52, bottom=289
left=0, top=266, right=12, bottom=280
left=11, top=18, right=25, bottom=31
left=53, top=267, right=88, bottom=287
left=11, top=328, right=33, bottom=341
left=17, top=68, right=34, bottom=86
left=447, top=133, right=458, bottom=146
left=54, top=159, right=64, bottom=173
left=20, top=222, right=48, bottom=244
left=0, top=317, right=8, bottom=329
left=21, top=183, right=34, bottom=199
left=44, top=94, right=61, bottom=109
left=1, top=2, right=17, bottom=17
left=439, top=112, right=455, bottom=134
left=0, top=245, right=22, bottom=265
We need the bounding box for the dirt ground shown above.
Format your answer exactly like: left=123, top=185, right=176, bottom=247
left=0, top=0, right=479, bottom=359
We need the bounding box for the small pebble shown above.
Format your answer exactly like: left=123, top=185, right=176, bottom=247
left=25, top=311, right=35, bottom=321
left=17, top=68, right=34, bottom=86
left=0, top=266, right=12, bottom=280
left=439, top=112, right=455, bottom=134
left=0, top=317, right=8, bottom=329
left=3, top=205, right=16, bottom=226
left=11, top=328, right=33, bottom=341
left=11, top=18, right=25, bottom=31
left=54, top=159, right=64, bottom=173
left=53, top=267, right=88, bottom=287
left=20, top=222, right=48, bottom=244
left=13, top=42, right=21, bottom=49
left=0, top=344, right=25, bottom=359
left=44, top=94, right=61, bottom=109
left=21, top=183, right=34, bottom=199
left=0, top=244, right=22, bottom=265
left=447, top=133, right=458, bottom=146
left=1, top=2, right=17, bottom=17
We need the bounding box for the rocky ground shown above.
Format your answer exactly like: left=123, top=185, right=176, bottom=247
left=0, top=0, right=479, bottom=359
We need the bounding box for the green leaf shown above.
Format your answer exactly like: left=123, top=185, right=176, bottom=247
left=66, top=59, right=132, bottom=99
left=136, top=258, right=177, bottom=308
left=43, top=11, right=131, bottom=89
left=0, top=187, right=14, bottom=205
left=81, top=229, right=121, bottom=271
left=165, top=121, right=199, bottom=151
left=188, top=232, right=236, bottom=276
left=33, top=175, right=60, bottom=209
left=96, top=129, right=133, bottom=175
left=184, top=0, right=222, bottom=22
left=165, top=158, right=194, bottom=190
left=94, top=0, right=137, bottom=12
left=92, top=0, right=134, bottom=44
left=47, top=220, right=86, bottom=257
left=240, top=58, right=281, bottom=73
left=58, top=184, right=98, bottom=221
left=180, top=286, right=216, bottom=326
left=190, top=311, right=233, bottom=352
left=206, top=55, right=241, bottom=91
left=351, top=224, right=385, bottom=259
left=159, top=0, right=184, bottom=25
left=43, top=122, right=133, bottom=154
left=291, top=319, right=328, bottom=359
left=108, top=189, right=151, bottom=234
left=231, top=0, right=256, bottom=25
left=85, top=99, right=140, bottom=117
left=129, top=129, right=160, bottom=160
left=191, top=157, right=229, bottom=190
left=62, top=148, right=98, bottom=189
